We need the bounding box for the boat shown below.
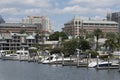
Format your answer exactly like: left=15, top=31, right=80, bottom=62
left=0, top=50, right=6, bottom=58
left=41, top=54, right=74, bottom=64
left=1, top=50, right=29, bottom=60
left=88, top=60, right=112, bottom=68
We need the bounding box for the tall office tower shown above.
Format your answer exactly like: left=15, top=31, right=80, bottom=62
left=22, top=16, right=52, bottom=33
left=107, top=12, right=120, bottom=31
left=0, top=15, right=5, bottom=23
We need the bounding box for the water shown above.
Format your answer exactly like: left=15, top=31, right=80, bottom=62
left=0, top=60, right=120, bottom=80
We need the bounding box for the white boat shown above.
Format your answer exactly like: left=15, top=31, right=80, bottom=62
left=2, top=50, right=29, bottom=60
left=88, top=60, right=112, bottom=68
left=41, top=54, right=74, bottom=64
left=0, top=50, right=6, bottom=58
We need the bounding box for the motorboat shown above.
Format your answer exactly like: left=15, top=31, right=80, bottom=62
left=41, top=54, right=61, bottom=64
left=88, top=60, right=112, bottom=68
left=2, top=54, right=20, bottom=60
left=0, top=50, right=6, bottom=58
left=1, top=50, right=29, bottom=60
left=41, top=54, right=74, bottom=64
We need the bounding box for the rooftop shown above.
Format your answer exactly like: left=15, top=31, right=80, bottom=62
left=64, top=15, right=118, bottom=25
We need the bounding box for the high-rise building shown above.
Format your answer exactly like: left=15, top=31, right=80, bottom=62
left=107, top=12, right=120, bottom=31
left=22, top=16, right=52, bottom=34
left=0, top=15, right=5, bottom=23
left=63, top=15, right=118, bottom=37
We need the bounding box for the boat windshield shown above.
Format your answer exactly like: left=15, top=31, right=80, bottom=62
left=10, top=54, right=18, bottom=56
left=24, top=53, right=28, bottom=55
left=47, top=57, right=53, bottom=60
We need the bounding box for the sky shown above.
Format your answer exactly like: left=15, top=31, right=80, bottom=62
left=0, top=0, right=120, bottom=31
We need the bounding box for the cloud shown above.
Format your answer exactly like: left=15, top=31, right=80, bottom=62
left=0, top=0, right=51, bottom=8
left=0, top=8, right=20, bottom=15
left=52, top=5, right=111, bottom=17
left=0, top=0, right=120, bottom=31
left=69, top=0, right=120, bottom=8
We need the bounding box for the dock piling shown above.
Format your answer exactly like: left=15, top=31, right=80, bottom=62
left=87, top=55, right=89, bottom=67
left=108, top=56, right=110, bottom=70
left=62, top=53, right=64, bottom=65
left=97, top=56, right=99, bottom=69
left=119, top=56, right=120, bottom=72
left=77, top=54, right=79, bottom=67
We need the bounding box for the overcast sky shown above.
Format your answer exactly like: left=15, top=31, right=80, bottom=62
left=0, top=0, right=120, bottom=31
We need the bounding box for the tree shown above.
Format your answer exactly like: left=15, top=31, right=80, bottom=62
left=103, top=32, right=119, bottom=53
left=49, top=31, right=68, bottom=41
left=116, top=32, right=120, bottom=48
left=49, top=31, right=59, bottom=40
left=61, top=38, right=91, bottom=56
left=20, top=29, right=26, bottom=34
left=80, top=40, right=91, bottom=51
left=104, top=38, right=117, bottom=53
left=93, top=28, right=102, bottom=50
left=106, top=32, right=116, bottom=39
left=61, top=39, right=77, bottom=56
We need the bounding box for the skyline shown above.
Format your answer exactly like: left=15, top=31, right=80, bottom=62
left=0, top=0, right=120, bottom=31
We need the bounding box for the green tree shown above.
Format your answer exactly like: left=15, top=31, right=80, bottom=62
left=104, top=38, right=117, bottom=52
left=80, top=39, right=91, bottom=51
left=61, top=39, right=77, bottom=56
left=93, top=28, right=102, bottom=50
left=20, top=29, right=26, bottom=34
left=116, top=32, right=120, bottom=47
left=106, top=32, right=116, bottom=39
left=49, top=31, right=68, bottom=41
left=104, top=32, right=118, bottom=52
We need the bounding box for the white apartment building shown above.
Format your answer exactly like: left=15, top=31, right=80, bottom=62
left=22, top=16, right=52, bottom=34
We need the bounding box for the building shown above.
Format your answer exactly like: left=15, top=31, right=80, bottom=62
left=63, top=15, right=118, bottom=37
left=0, top=23, right=38, bottom=33
left=107, top=12, right=120, bottom=31
left=22, top=16, right=52, bottom=34
left=0, top=15, right=5, bottom=23
left=0, top=32, right=59, bottom=51
left=0, top=16, right=55, bottom=51
left=0, top=33, right=37, bottom=50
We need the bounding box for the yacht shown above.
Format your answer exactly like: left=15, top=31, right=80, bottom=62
left=41, top=54, right=74, bottom=64
left=88, top=60, right=112, bottom=68
left=1, top=50, right=29, bottom=60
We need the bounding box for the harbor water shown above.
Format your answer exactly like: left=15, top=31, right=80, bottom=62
left=0, top=60, right=120, bottom=80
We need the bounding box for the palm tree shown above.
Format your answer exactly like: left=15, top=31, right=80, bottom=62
left=116, top=32, right=120, bottom=48
left=106, top=32, right=116, bottom=40
left=93, top=28, right=102, bottom=50
left=104, top=38, right=117, bottom=53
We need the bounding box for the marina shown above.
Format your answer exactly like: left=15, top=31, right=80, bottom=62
left=0, top=50, right=120, bottom=70
left=0, top=60, right=120, bottom=80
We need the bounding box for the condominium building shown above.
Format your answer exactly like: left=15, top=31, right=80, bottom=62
left=107, top=12, right=120, bottom=31
left=0, top=16, right=55, bottom=51
left=63, top=15, right=118, bottom=37
left=22, top=16, right=52, bottom=34
left=0, top=32, right=59, bottom=51
left=0, top=33, right=37, bottom=50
